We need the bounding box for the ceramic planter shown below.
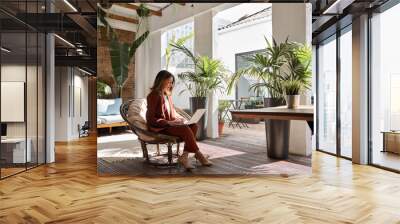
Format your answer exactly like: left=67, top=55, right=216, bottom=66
left=286, top=95, right=300, bottom=109
left=263, top=97, right=290, bottom=159
left=190, top=97, right=207, bottom=140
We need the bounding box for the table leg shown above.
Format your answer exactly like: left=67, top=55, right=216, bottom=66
left=265, top=119, right=290, bottom=159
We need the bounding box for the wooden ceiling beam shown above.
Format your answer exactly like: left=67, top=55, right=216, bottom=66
left=119, top=3, right=162, bottom=17
left=107, top=14, right=138, bottom=24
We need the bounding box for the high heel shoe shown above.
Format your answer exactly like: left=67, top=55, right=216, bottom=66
left=178, top=152, right=194, bottom=171
left=194, top=151, right=213, bottom=166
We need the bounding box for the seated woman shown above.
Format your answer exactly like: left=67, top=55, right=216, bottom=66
left=146, top=70, right=212, bottom=170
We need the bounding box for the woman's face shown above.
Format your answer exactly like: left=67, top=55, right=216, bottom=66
left=162, top=77, right=174, bottom=93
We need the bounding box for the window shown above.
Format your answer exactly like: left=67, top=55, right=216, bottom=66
left=235, top=49, right=266, bottom=99
left=161, top=22, right=194, bottom=70
left=370, top=3, right=400, bottom=171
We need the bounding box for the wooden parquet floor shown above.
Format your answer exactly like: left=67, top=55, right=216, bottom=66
left=1, top=136, right=400, bottom=223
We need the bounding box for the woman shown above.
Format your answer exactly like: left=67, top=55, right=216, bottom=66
left=146, top=70, right=212, bottom=170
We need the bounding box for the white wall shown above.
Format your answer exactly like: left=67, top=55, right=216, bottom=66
left=54, top=67, right=89, bottom=141
left=216, top=14, right=272, bottom=100
left=272, top=4, right=312, bottom=44
left=1, top=63, right=46, bottom=163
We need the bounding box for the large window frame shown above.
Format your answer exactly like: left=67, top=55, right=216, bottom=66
left=367, top=0, right=400, bottom=173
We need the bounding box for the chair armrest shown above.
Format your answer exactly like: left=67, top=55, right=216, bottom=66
left=131, top=125, right=178, bottom=143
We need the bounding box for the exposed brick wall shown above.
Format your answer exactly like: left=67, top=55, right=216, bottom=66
left=97, top=27, right=136, bottom=101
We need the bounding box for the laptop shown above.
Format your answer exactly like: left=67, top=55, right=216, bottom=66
left=176, top=109, right=207, bottom=126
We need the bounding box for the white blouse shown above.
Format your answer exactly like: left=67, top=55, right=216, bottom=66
left=164, top=95, right=171, bottom=116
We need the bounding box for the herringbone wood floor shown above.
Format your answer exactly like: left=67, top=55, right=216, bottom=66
left=1, top=136, right=400, bottom=223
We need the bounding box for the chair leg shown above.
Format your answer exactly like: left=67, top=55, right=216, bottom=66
left=167, top=143, right=173, bottom=165
left=156, top=144, right=160, bottom=156
left=140, top=141, right=150, bottom=162
left=176, top=142, right=180, bottom=156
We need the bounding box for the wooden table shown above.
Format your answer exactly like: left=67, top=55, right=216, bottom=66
left=230, top=105, right=314, bottom=159
left=230, top=105, right=314, bottom=121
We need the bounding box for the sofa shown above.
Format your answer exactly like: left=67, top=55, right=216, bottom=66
left=97, top=98, right=128, bottom=133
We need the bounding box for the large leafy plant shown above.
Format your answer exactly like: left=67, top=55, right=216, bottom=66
left=97, top=80, right=112, bottom=98
left=98, top=5, right=150, bottom=97
left=227, top=38, right=312, bottom=100
left=227, top=38, right=292, bottom=99
left=283, top=42, right=312, bottom=93
left=170, top=42, right=227, bottom=97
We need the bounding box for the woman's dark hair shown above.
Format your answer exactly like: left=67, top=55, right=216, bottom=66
left=150, top=70, right=175, bottom=94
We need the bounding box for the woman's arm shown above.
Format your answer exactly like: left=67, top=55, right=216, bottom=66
left=146, top=93, right=169, bottom=128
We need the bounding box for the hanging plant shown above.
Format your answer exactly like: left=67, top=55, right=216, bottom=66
left=98, top=6, right=149, bottom=98
left=136, top=4, right=150, bottom=18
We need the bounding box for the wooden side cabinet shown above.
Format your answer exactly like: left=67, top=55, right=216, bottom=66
left=382, top=131, right=400, bottom=154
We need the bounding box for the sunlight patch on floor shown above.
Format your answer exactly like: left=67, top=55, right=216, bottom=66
left=97, top=133, right=138, bottom=144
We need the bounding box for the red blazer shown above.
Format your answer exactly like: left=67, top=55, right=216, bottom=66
left=146, top=91, right=176, bottom=132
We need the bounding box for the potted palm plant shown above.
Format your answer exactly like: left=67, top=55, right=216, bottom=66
left=227, top=38, right=292, bottom=107
left=171, top=43, right=227, bottom=140
left=282, top=42, right=312, bottom=108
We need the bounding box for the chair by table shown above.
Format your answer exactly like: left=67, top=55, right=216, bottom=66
left=226, top=98, right=250, bottom=129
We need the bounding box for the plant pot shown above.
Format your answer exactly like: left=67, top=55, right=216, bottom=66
left=263, top=97, right=290, bottom=159
left=190, top=97, right=207, bottom=141
left=286, top=95, right=300, bottom=109
left=263, top=97, right=285, bottom=108
left=218, top=122, right=224, bottom=136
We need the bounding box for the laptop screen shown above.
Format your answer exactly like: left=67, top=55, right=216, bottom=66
left=1, top=123, right=7, bottom=137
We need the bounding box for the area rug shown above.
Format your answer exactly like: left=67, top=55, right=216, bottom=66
left=97, top=126, right=311, bottom=176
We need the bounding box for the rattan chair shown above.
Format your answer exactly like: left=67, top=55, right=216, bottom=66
left=120, top=99, right=191, bottom=166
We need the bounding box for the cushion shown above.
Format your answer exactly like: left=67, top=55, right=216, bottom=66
left=126, top=99, right=148, bottom=131
left=97, top=99, right=115, bottom=116
left=97, top=115, right=124, bottom=124
left=106, top=98, right=122, bottom=115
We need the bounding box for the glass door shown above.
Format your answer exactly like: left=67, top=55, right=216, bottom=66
left=317, top=35, right=337, bottom=155
left=0, top=0, right=47, bottom=179
left=339, top=26, right=352, bottom=158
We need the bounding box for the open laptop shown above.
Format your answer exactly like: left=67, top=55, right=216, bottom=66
left=176, top=109, right=207, bottom=126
